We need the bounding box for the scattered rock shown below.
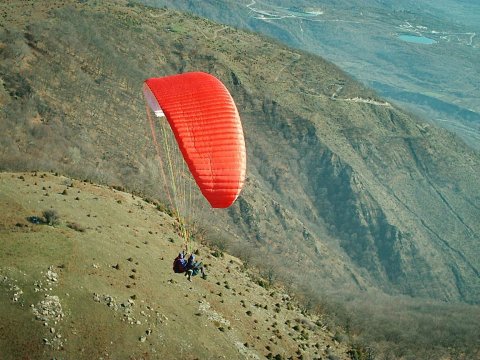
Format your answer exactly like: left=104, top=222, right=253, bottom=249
left=198, top=301, right=230, bottom=327
left=32, top=295, right=64, bottom=323
left=46, top=267, right=59, bottom=283
left=32, top=294, right=65, bottom=349
left=11, top=284, right=23, bottom=302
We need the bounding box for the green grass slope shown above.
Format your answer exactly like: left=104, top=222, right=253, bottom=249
left=0, top=171, right=351, bottom=359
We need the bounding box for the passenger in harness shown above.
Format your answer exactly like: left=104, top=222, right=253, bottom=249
left=185, top=254, right=207, bottom=281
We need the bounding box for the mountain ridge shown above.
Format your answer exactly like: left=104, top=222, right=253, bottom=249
left=2, top=1, right=480, bottom=357
left=137, top=0, right=480, bottom=150
left=1, top=0, right=479, bottom=304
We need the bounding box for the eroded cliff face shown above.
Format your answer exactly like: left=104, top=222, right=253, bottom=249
left=226, top=87, right=479, bottom=302
left=1, top=0, right=479, bottom=303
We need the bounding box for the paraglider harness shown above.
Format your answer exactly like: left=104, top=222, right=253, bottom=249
left=186, top=254, right=202, bottom=276
left=172, top=251, right=187, bottom=273
left=173, top=248, right=207, bottom=280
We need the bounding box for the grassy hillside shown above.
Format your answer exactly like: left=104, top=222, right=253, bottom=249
left=0, top=171, right=354, bottom=359
left=2, top=0, right=479, bottom=304
left=1, top=1, right=480, bottom=358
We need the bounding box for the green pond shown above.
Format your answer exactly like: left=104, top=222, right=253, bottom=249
left=398, top=34, right=437, bottom=44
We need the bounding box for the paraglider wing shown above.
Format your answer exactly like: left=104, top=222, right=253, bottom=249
left=143, top=72, right=246, bottom=208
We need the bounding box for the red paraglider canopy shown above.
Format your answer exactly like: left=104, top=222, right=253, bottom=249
left=143, top=72, right=246, bottom=208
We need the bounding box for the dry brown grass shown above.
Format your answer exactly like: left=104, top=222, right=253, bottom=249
left=1, top=1, right=480, bottom=358
left=0, top=171, right=352, bottom=359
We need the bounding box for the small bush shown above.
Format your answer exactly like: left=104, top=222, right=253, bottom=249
left=43, top=209, right=60, bottom=226
left=255, top=277, right=268, bottom=289
left=347, top=343, right=375, bottom=360
left=211, top=249, right=223, bottom=258
left=67, top=222, right=86, bottom=232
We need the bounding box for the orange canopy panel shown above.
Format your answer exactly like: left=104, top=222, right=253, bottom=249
left=144, top=72, right=246, bottom=208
